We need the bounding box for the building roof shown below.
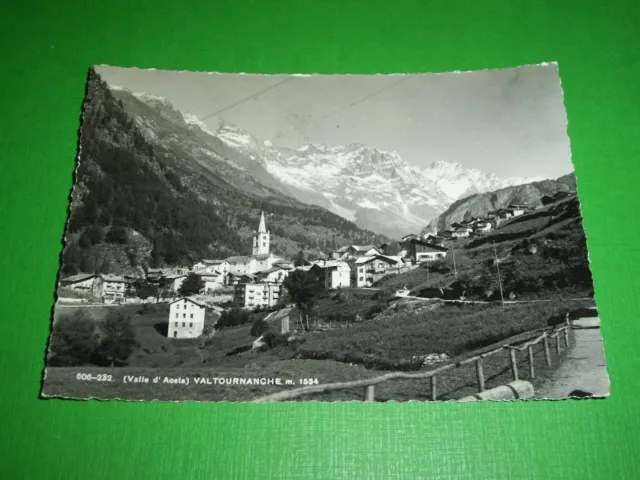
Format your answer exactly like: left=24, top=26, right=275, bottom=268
left=257, top=211, right=267, bottom=233
left=312, top=260, right=349, bottom=269
left=100, top=274, right=128, bottom=282
left=253, top=254, right=271, bottom=261
left=201, top=259, right=227, bottom=265
left=198, top=270, right=223, bottom=278
left=225, top=255, right=253, bottom=263
left=335, top=246, right=349, bottom=253
left=409, top=239, right=449, bottom=251
left=256, top=266, right=289, bottom=276
left=163, top=274, right=187, bottom=280
left=170, top=297, right=207, bottom=308
left=61, top=273, right=96, bottom=284
left=351, top=245, right=377, bottom=252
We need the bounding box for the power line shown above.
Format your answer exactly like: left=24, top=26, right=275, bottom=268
left=200, top=77, right=294, bottom=122
left=273, top=75, right=415, bottom=141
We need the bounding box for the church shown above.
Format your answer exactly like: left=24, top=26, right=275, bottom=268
left=225, top=211, right=286, bottom=276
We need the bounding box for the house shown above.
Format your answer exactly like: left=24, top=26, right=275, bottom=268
left=255, top=266, right=290, bottom=284
left=96, top=274, right=130, bottom=303
left=401, top=234, right=419, bottom=242
left=226, top=256, right=258, bottom=276
left=407, top=239, right=448, bottom=263
left=167, top=297, right=206, bottom=339
left=160, top=274, right=187, bottom=293
left=330, top=246, right=350, bottom=260
left=60, top=273, right=98, bottom=294
left=451, top=227, right=472, bottom=238
left=310, top=260, right=351, bottom=289
left=354, top=255, right=399, bottom=287
left=441, top=230, right=454, bottom=239
left=193, top=259, right=230, bottom=276
left=226, top=273, right=255, bottom=286
left=234, top=283, right=283, bottom=309
left=474, top=221, right=493, bottom=233
left=496, top=209, right=514, bottom=220
left=423, top=234, right=444, bottom=245
left=199, top=271, right=226, bottom=293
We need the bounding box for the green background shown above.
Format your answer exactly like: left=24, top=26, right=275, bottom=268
left=1, top=0, right=639, bottom=478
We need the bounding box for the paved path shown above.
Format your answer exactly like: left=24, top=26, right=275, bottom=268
left=535, top=317, right=610, bottom=399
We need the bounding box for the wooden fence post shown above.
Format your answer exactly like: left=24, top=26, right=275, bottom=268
left=555, top=333, right=561, bottom=356
left=509, top=348, right=519, bottom=381
left=543, top=332, right=551, bottom=366
left=564, top=322, right=570, bottom=347
left=364, top=385, right=375, bottom=402
left=527, top=345, right=535, bottom=379
left=475, top=358, right=485, bottom=392
left=430, top=376, right=437, bottom=401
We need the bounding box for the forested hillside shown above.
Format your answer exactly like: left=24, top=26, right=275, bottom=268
left=61, top=69, right=387, bottom=276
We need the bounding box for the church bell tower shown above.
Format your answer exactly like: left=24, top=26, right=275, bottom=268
left=252, top=211, right=270, bottom=256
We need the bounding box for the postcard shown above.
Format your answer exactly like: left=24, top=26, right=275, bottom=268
left=41, top=63, right=609, bottom=402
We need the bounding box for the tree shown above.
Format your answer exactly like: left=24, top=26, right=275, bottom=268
left=293, top=249, right=307, bottom=267
left=282, top=270, right=323, bottom=329
left=48, top=310, right=98, bottom=366
left=178, top=272, right=204, bottom=297
left=131, top=280, right=159, bottom=301
left=105, top=224, right=128, bottom=244
left=78, top=225, right=104, bottom=248
left=217, top=307, right=251, bottom=328
left=94, top=309, right=137, bottom=366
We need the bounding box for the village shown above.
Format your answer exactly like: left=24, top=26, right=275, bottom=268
left=58, top=190, right=576, bottom=341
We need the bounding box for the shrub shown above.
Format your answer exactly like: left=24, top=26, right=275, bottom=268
left=250, top=318, right=270, bottom=337
left=94, top=309, right=138, bottom=366
left=48, top=310, right=98, bottom=366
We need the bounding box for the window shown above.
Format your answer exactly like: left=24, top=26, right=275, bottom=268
left=189, top=322, right=193, bottom=327
left=173, top=331, right=177, bottom=338
left=175, top=313, right=178, bottom=318
left=182, top=322, right=185, bottom=327
left=177, top=304, right=180, bottom=309
left=190, top=314, right=193, bottom=319
left=183, top=313, right=186, bottom=318
left=174, top=322, right=178, bottom=327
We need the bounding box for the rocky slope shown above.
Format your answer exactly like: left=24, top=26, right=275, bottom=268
left=424, top=174, right=577, bottom=234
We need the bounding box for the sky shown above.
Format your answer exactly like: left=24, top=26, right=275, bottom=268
left=95, top=63, right=574, bottom=179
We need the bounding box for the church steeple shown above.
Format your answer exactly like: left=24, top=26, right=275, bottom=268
left=252, top=211, right=270, bottom=256
left=258, top=211, right=267, bottom=233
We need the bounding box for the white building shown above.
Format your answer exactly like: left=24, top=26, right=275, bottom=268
left=161, top=274, right=187, bottom=293
left=256, top=266, right=290, bottom=284
left=199, top=271, right=226, bottom=293
left=226, top=256, right=258, bottom=276
left=97, top=274, right=129, bottom=303
left=354, top=256, right=399, bottom=287
left=60, top=273, right=97, bottom=294
left=168, top=297, right=206, bottom=339
left=193, top=260, right=230, bottom=276
left=234, top=282, right=283, bottom=309
left=311, top=260, right=351, bottom=289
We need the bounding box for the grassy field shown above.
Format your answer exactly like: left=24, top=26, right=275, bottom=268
left=297, top=299, right=594, bottom=368
left=44, top=284, right=594, bottom=402
left=42, top=325, right=574, bottom=402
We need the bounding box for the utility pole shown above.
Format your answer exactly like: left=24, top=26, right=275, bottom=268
left=493, top=241, right=505, bottom=309
left=451, top=245, right=458, bottom=279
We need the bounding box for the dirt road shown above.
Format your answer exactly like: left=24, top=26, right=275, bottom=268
left=535, top=317, right=610, bottom=399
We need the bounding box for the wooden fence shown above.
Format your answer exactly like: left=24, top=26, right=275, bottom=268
left=254, top=319, right=572, bottom=403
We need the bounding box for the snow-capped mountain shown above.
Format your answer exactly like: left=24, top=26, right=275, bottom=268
left=119, top=88, right=543, bottom=238
left=214, top=125, right=543, bottom=237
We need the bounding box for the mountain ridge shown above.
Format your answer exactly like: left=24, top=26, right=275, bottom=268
left=116, top=86, right=544, bottom=238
